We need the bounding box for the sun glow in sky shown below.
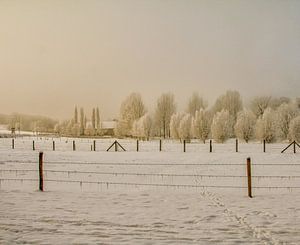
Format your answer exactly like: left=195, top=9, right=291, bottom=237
left=0, top=0, right=299, bottom=119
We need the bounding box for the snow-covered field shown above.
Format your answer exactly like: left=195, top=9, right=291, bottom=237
left=0, top=137, right=299, bottom=244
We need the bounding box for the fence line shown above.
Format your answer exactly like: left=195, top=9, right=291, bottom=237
left=1, top=169, right=300, bottom=179
left=1, top=178, right=300, bottom=190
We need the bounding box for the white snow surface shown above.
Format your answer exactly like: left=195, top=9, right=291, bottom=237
left=0, top=137, right=299, bottom=244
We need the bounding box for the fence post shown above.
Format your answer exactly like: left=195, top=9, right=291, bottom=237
left=209, top=140, right=212, bottom=153
left=52, top=141, right=55, bottom=151
left=263, top=140, right=266, bottom=153
left=93, top=140, right=96, bottom=151
left=236, top=139, right=238, bottom=152
left=137, top=140, right=139, bottom=152
left=33, top=140, right=35, bottom=151
left=294, top=142, right=296, bottom=154
left=12, top=139, right=15, bottom=149
left=183, top=140, right=186, bottom=152
left=247, top=157, right=252, bottom=198
left=73, top=140, right=76, bottom=151
left=115, top=141, right=118, bottom=152
left=159, top=139, right=162, bottom=152
left=39, top=152, right=44, bottom=191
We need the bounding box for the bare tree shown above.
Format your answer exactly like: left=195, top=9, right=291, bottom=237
left=192, top=109, right=211, bottom=143
left=211, top=110, right=231, bottom=143
left=234, top=110, right=256, bottom=143
left=186, top=93, right=207, bottom=116
left=155, top=93, right=176, bottom=138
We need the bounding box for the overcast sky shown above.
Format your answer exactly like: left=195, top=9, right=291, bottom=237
left=0, top=0, right=299, bottom=120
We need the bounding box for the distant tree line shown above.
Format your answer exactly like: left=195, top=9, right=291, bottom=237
left=115, top=91, right=300, bottom=143
left=5, top=113, right=57, bottom=133
left=54, top=106, right=102, bottom=137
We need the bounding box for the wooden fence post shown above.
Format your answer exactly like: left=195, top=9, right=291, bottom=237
left=159, top=139, right=162, bottom=152
left=39, top=152, right=44, bottom=191
left=12, top=139, right=15, bottom=149
left=263, top=140, right=266, bottom=153
left=33, top=140, right=35, bottom=151
left=210, top=140, right=212, bottom=153
left=236, top=139, right=238, bottom=152
left=294, top=142, right=296, bottom=154
left=137, top=140, right=139, bottom=152
left=183, top=140, right=186, bottom=152
left=93, top=140, right=96, bottom=151
left=73, top=140, right=76, bottom=151
left=52, top=141, right=55, bottom=151
left=115, top=141, right=118, bottom=152
left=247, top=157, right=252, bottom=198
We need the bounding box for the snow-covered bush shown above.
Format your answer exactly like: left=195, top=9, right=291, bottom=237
left=192, top=109, right=210, bottom=143
left=211, top=110, right=231, bottom=143
left=234, top=110, right=256, bottom=143
left=255, top=108, right=276, bottom=143
left=288, top=116, right=300, bottom=142
left=179, top=113, right=192, bottom=141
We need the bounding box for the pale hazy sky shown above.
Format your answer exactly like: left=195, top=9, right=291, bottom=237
left=0, top=0, right=299, bottom=120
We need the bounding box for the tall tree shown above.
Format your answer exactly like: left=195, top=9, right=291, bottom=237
left=74, top=106, right=78, bottom=124
left=80, top=108, right=85, bottom=135
left=92, top=108, right=96, bottom=130
left=96, top=107, right=100, bottom=130
left=186, top=93, right=207, bottom=116
left=213, top=90, right=243, bottom=121
left=155, top=93, right=176, bottom=138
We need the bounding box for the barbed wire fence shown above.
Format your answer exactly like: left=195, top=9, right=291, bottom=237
left=0, top=152, right=299, bottom=197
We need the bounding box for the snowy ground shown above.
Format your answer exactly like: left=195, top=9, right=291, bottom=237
left=0, top=137, right=299, bottom=244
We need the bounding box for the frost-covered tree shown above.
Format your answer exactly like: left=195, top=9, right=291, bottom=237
left=211, top=110, right=231, bottom=143
left=139, top=113, right=153, bottom=140
left=288, top=116, right=300, bottom=142
left=250, top=96, right=271, bottom=118
left=131, top=113, right=153, bottom=140
left=234, top=110, right=256, bottom=143
left=155, top=93, right=176, bottom=138
left=179, top=113, right=192, bottom=141
left=170, top=113, right=182, bottom=140
left=186, top=93, right=207, bottom=116
left=275, top=103, right=299, bottom=140
left=255, top=108, right=276, bottom=143
left=192, top=109, right=210, bottom=143
left=116, top=93, right=146, bottom=137
left=213, top=90, right=243, bottom=121
left=270, top=97, right=291, bottom=110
